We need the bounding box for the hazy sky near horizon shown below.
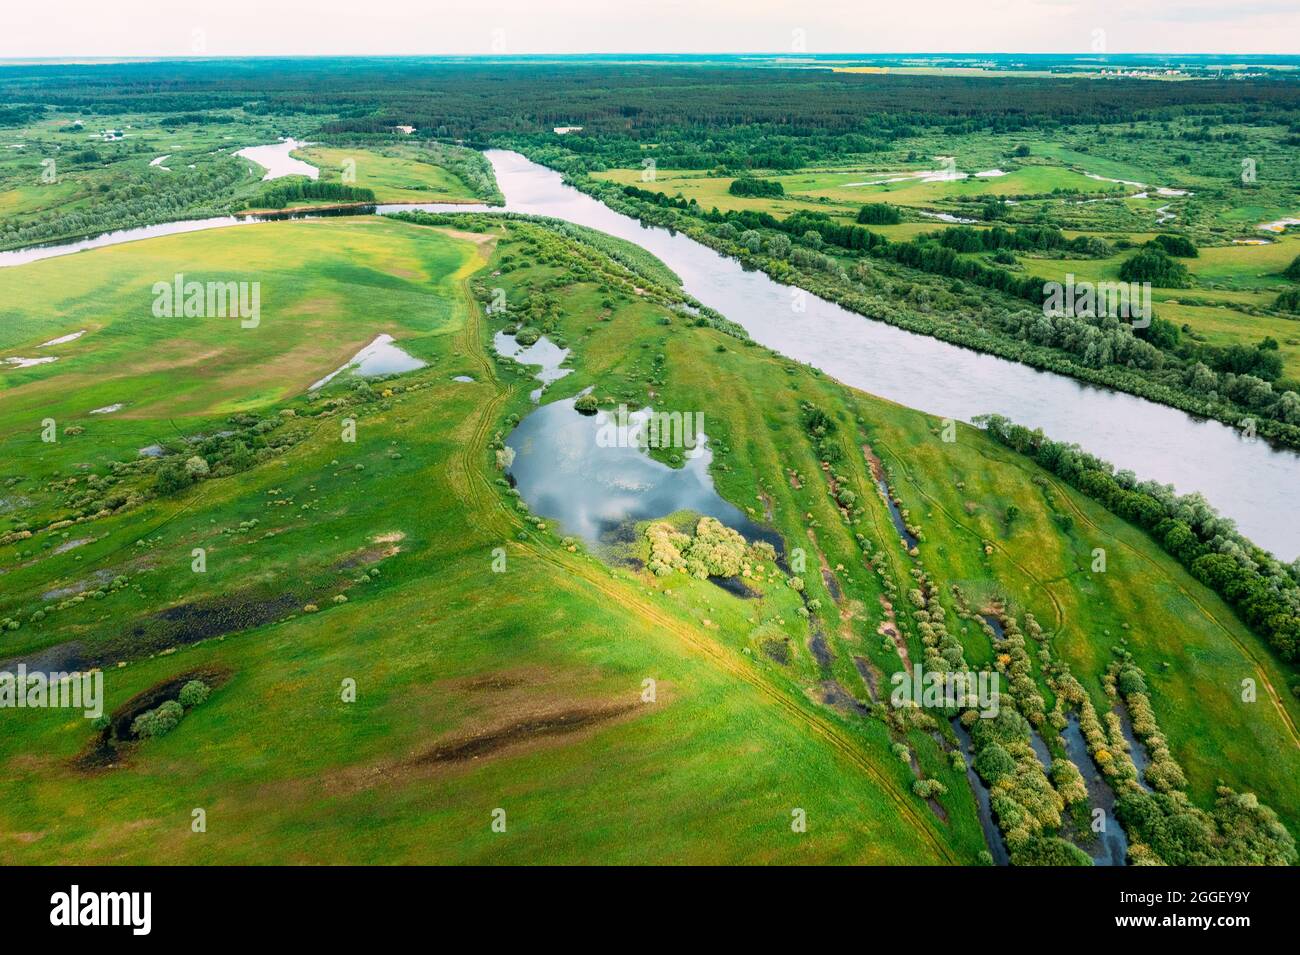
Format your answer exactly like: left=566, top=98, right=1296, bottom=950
left=4, top=0, right=1298, bottom=58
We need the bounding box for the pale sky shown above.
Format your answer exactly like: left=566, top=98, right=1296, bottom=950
left=3, top=0, right=1298, bottom=59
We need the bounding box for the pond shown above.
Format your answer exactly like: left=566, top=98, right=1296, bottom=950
left=308, top=334, right=425, bottom=391
left=234, top=138, right=319, bottom=181
left=493, top=330, right=571, bottom=402
left=505, top=396, right=776, bottom=553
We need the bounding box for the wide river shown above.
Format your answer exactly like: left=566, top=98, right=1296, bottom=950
left=3, top=148, right=1297, bottom=558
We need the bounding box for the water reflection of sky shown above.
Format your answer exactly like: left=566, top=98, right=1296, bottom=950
left=506, top=397, right=763, bottom=549
left=493, top=330, right=571, bottom=401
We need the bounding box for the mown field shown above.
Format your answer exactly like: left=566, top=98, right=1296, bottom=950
left=1, top=208, right=1296, bottom=864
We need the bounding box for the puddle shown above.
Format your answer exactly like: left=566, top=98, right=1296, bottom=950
left=138, top=444, right=164, bottom=458
left=234, top=139, right=318, bottom=181
left=1258, top=217, right=1300, bottom=233
left=3, top=356, right=59, bottom=369
left=89, top=403, right=123, bottom=414
left=309, top=334, right=426, bottom=390
left=710, top=574, right=756, bottom=598
left=845, top=175, right=917, bottom=186
left=38, top=330, right=85, bottom=347
left=853, top=655, right=879, bottom=700
left=916, top=210, right=978, bottom=224
left=452, top=375, right=475, bottom=383
left=818, top=679, right=869, bottom=717
left=1084, top=172, right=1148, bottom=189
left=808, top=630, right=834, bottom=669
left=505, top=395, right=779, bottom=553
left=52, top=537, right=92, bottom=554
left=981, top=613, right=1005, bottom=640
left=493, top=330, right=571, bottom=401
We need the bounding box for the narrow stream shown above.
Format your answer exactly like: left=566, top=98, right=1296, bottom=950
left=1060, top=714, right=1130, bottom=866
left=1115, top=706, right=1154, bottom=792
left=876, top=478, right=919, bottom=549
left=951, top=718, right=1011, bottom=866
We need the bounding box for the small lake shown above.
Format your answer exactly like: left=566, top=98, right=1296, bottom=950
left=309, top=334, right=425, bottom=390
left=505, top=396, right=775, bottom=552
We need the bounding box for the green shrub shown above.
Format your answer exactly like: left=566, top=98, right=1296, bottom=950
left=856, top=203, right=901, bottom=225
left=728, top=177, right=784, bottom=198
left=1148, top=233, right=1198, bottom=258
left=178, top=680, right=211, bottom=708
left=132, top=699, right=184, bottom=739
left=1118, top=247, right=1191, bottom=287
left=153, top=461, right=193, bottom=496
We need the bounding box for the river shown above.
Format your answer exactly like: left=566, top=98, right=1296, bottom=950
left=477, top=150, right=1300, bottom=561
left=2, top=147, right=1297, bottom=559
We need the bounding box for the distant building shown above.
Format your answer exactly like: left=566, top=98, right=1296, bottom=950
left=394, top=124, right=416, bottom=135
left=553, top=126, right=584, bottom=135
left=101, top=129, right=124, bottom=141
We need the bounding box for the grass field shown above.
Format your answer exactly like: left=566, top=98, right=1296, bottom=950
left=1015, top=237, right=1300, bottom=375
left=595, top=161, right=1145, bottom=220
left=291, top=145, right=481, bottom=204
left=1, top=211, right=1296, bottom=863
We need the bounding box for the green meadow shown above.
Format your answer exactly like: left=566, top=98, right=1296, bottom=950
left=1, top=210, right=1296, bottom=863
left=291, top=145, right=481, bottom=204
